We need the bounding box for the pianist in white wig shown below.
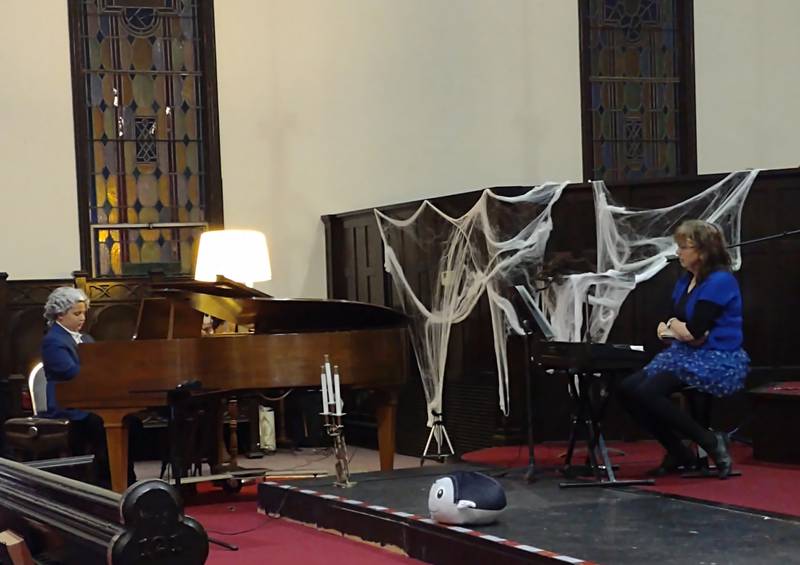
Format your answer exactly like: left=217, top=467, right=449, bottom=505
left=43, top=287, right=89, bottom=325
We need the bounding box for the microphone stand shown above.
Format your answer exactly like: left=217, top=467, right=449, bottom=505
left=728, top=228, right=800, bottom=249
left=521, top=319, right=537, bottom=482
left=667, top=228, right=800, bottom=262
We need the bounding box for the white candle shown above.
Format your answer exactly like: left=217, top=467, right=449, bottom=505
left=333, top=365, right=342, bottom=415
left=320, top=366, right=329, bottom=414
left=324, top=355, right=334, bottom=409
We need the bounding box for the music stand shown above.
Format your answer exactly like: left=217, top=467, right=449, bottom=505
left=509, top=285, right=557, bottom=482
left=515, top=285, right=556, bottom=341
left=132, top=383, right=241, bottom=552
left=515, top=286, right=653, bottom=488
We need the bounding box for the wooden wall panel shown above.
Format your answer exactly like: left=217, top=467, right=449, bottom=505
left=0, top=272, right=187, bottom=419
left=323, top=168, right=800, bottom=455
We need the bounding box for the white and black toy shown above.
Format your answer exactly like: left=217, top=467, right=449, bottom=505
left=428, top=471, right=507, bottom=526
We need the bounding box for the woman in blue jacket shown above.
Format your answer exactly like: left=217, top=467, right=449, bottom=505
left=618, top=220, right=749, bottom=479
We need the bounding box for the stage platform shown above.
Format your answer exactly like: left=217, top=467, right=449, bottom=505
left=258, top=462, right=800, bottom=565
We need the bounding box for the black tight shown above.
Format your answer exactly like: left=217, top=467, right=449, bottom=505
left=70, top=412, right=111, bottom=486
left=617, top=370, right=716, bottom=459
left=69, top=412, right=139, bottom=488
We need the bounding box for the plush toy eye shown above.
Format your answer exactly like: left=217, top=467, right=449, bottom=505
left=436, top=488, right=444, bottom=499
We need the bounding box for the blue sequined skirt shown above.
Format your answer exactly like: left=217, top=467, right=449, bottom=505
left=643, top=342, right=750, bottom=397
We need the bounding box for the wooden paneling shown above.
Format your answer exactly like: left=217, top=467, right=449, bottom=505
left=323, top=168, right=800, bottom=455
left=0, top=272, right=189, bottom=383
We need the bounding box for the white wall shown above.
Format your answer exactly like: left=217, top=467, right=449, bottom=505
left=2, top=1, right=798, bottom=296
left=215, top=0, right=582, bottom=298
left=0, top=2, right=79, bottom=279
left=694, top=0, right=800, bottom=173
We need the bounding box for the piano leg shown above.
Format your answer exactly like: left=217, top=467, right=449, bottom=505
left=374, top=390, right=398, bottom=472
left=95, top=408, right=132, bottom=494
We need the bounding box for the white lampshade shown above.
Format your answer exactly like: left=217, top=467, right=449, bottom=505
left=194, top=229, right=272, bottom=287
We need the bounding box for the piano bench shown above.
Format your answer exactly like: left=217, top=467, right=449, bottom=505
left=675, top=386, right=713, bottom=429
left=3, top=417, right=72, bottom=461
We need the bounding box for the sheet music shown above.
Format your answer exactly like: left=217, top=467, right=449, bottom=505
left=514, top=285, right=556, bottom=341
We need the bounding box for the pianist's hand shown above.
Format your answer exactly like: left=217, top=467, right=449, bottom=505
left=666, top=319, right=695, bottom=342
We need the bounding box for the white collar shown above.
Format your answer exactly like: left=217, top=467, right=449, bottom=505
left=57, top=322, right=83, bottom=344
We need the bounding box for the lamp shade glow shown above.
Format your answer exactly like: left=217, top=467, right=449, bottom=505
left=194, top=229, right=271, bottom=287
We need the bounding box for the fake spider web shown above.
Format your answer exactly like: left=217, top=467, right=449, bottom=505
left=375, top=183, right=567, bottom=425
left=546, top=169, right=760, bottom=343
left=375, top=170, right=758, bottom=427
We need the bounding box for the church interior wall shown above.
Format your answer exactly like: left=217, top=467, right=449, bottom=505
left=1, top=1, right=798, bottom=298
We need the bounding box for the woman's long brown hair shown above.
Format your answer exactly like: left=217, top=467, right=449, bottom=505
left=674, top=219, right=732, bottom=281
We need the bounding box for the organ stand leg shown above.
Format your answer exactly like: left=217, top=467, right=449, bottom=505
left=245, top=397, right=264, bottom=458
left=276, top=397, right=293, bottom=449
left=559, top=372, right=654, bottom=489
left=227, top=398, right=239, bottom=463
left=212, top=397, right=236, bottom=473
left=374, top=389, right=398, bottom=471
left=96, top=408, right=132, bottom=494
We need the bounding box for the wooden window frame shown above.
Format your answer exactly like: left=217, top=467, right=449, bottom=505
left=577, top=0, right=698, bottom=182
left=66, top=0, right=224, bottom=275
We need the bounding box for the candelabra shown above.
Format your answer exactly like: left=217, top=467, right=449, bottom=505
left=320, top=355, right=355, bottom=487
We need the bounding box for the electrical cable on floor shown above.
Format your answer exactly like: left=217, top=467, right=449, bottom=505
left=258, top=448, right=334, bottom=473
left=259, top=390, right=293, bottom=402
left=205, top=518, right=273, bottom=537
left=205, top=488, right=294, bottom=537
left=487, top=444, right=527, bottom=478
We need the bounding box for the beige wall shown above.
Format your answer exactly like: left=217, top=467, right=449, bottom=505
left=215, top=0, right=582, bottom=298
left=694, top=0, right=800, bottom=173
left=0, top=2, right=78, bottom=280
left=1, top=1, right=798, bottom=296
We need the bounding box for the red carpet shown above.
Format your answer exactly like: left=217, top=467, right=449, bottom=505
left=185, top=484, right=422, bottom=565
left=182, top=443, right=800, bottom=563
left=463, top=441, right=800, bottom=518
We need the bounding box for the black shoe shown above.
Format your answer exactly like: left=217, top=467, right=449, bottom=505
left=646, top=452, right=700, bottom=477
left=709, top=431, right=733, bottom=479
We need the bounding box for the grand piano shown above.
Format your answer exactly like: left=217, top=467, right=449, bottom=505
left=58, top=279, right=409, bottom=492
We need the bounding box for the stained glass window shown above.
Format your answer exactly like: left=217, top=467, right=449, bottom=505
left=580, top=0, right=697, bottom=182
left=69, top=0, right=222, bottom=277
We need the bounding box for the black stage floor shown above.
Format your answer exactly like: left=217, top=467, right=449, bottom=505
left=258, top=462, right=800, bottom=565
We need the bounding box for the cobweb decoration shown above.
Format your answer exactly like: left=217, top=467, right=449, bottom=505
left=375, top=170, right=758, bottom=429
left=541, top=169, right=760, bottom=343
left=375, top=183, right=568, bottom=425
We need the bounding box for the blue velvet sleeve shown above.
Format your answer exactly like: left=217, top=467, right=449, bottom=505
left=695, top=271, right=739, bottom=307
left=41, top=338, right=80, bottom=381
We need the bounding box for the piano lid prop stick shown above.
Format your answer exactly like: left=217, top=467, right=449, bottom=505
left=333, top=365, right=343, bottom=415
left=320, top=365, right=330, bottom=414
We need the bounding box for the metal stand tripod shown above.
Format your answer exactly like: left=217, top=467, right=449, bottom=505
left=420, top=411, right=455, bottom=466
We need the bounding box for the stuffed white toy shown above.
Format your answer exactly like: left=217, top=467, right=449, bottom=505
left=428, top=471, right=507, bottom=525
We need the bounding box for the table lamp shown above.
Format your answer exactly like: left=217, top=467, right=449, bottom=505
left=194, top=229, right=271, bottom=287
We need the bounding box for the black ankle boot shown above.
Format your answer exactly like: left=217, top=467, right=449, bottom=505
left=708, top=431, right=732, bottom=479
left=646, top=453, right=681, bottom=477
left=646, top=449, right=700, bottom=477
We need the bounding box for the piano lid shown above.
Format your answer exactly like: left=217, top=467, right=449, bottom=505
left=149, top=279, right=408, bottom=333
left=150, top=275, right=272, bottom=299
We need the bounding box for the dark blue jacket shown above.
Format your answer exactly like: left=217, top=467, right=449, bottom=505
left=40, top=323, right=94, bottom=421
left=671, top=270, right=743, bottom=350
